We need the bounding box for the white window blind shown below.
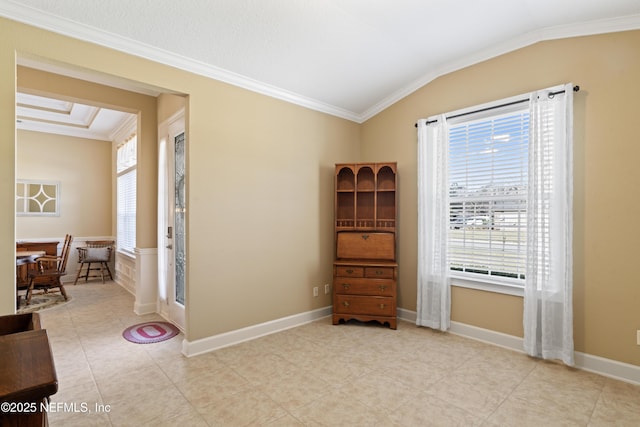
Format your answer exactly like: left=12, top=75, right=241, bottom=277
left=117, top=135, right=137, bottom=253
left=448, top=109, right=529, bottom=283
left=117, top=135, right=137, bottom=173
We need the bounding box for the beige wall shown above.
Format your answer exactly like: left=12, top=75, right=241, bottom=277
left=361, top=30, right=640, bottom=366
left=158, top=93, right=187, bottom=124
left=16, top=130, right=112, bottom=239
left=0, top=19, right=361, bottom=342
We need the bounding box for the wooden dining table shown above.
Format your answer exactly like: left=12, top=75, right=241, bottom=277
left=16, top=250, right=46, bottom=260
left=16, top=251, right=46, bottom=308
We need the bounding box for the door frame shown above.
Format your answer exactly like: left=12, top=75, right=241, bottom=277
left=158, top=108, right=186, bottom=331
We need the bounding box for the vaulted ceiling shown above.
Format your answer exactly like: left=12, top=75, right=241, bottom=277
left=4, top=0, right=640, bottom=128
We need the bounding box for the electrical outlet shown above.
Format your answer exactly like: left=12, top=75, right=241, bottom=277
left=313, top=286, right=319, bottom=297
left=637, top=330, right=640, bottom=346
left=324, top=284, right=331, bottom=294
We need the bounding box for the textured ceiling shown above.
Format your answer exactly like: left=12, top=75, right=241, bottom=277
left=3, top=0, right=640, bottom=123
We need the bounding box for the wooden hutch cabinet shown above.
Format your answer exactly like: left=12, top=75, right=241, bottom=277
left=333, top=163, right=397, bottom=329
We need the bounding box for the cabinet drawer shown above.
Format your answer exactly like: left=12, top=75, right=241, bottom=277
left=335, top=266, right=364, bottom=278
left=364, top=267, right=395, bottom=279
left=333, top=278, right=395, bottom=296
left=336, top=232, right=395, bottom=260
left=334, top=295, right=395, bottom=316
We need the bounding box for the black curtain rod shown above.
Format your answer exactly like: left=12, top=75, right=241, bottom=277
left=415, top=85, right=580, bottom=127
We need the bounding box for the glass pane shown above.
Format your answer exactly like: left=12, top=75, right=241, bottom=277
left=174, top=132, right=186, bottom=305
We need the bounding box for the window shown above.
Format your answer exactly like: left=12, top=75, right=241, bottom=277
left=448, top=107, right=529, bottom=285
left=418, top=85, right=574, bottom=297
left=117, top=135, right=137, bottom=253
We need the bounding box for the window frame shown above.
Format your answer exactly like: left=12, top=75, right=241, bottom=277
left=426, top=93, right=531, bottom=296
left=116, top=134, right=137, bottom=255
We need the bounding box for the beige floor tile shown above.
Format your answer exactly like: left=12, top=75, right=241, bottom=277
left=141, top=333, right=185, bottom=360
left=302, top=353, right=374, bottom=386
left=589, top=378, right=640, bottom=426
left=380, top=356, right=448, bottom=390
left=86, top=345, right=157, bottom=381
left=106, top=386, right=194, bottom=426
left=52, top=356, right=96, bottom=389
left=290, top=390, right=395, bottom=426
left=196, top=388, right=287, bottom=426
left=503, top=363, right=604, bottom=423
left=94, top=363, right=174, bottom=404
left=264, top=413, right=306, bottom=426
left=271, top=342, right=334, bottom=371
left=147, top=407, right=209, bottom=427
left=485, top=398, right=589, bottom=427
left=425, top=369, right=512, bottom=418
left=174, top=367, right=250, bottom=409
left=213, top=339, right=269, bottom=365
left=51, top=378, right=102, bottom=406
left=48, top=411, right=112, bottom=427
left=48, top=381, right=105, bottom=426
left=340, top=370, right=422, bottom=413
left=389, top=392, right=483, bottom=426
left=257, top=366, right=332, bottom=411
left=229, top=352, right=297, bottom=383
left=155, top=351, right=226, bottom=383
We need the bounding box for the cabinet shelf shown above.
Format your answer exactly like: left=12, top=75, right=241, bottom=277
left=335, top=163, right=397, bottom=232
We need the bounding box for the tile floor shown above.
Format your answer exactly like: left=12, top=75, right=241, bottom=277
left=37, top=282, right=640, bottom=426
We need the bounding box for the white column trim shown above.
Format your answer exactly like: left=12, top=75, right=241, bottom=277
left=133, top=247, right=158, bottom=315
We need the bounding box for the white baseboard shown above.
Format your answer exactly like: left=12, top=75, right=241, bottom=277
left=397, top=308, right=640, bottom=386
left=134, top=301, right=157, bottom=315
left=182, top=306, right=332, bottom=357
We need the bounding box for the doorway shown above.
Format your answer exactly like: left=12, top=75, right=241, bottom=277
left=16, top=59, right=188, bottom=333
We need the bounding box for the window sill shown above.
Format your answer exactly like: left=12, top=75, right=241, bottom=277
left=450, top=275, right=524, bottom=297
left=116, top=249, right=136, bottom=260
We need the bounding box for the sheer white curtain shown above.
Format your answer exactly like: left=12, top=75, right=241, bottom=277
left=523, top=83, right=574, bottom=365
left=416, top=116, right=451, bottom=331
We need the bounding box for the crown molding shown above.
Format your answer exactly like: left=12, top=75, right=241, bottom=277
left=110, top=113, right=137, bottom=143
left=358, top=13, right=640, bottom=122
left=0, top=1, right=360, bottom=122
left=2, top=1, right=639, bottom=124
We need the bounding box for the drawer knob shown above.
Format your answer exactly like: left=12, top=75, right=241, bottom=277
left=379, top=304, right=385, bottom=309
left=346, top=269, right=354, bottom=274
left=375, top=270, right=383, bottom=275
left=342, top=283, right=350, bottom=290
left=361, top=234, right=369, bottom=240
left=343, top=301, right=350, bottom=307
left=379, top=285, right=386, bottom=291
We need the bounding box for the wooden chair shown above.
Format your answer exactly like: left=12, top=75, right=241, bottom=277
left=73, top=240, right=114, bottom=285
left=26, top=234, right=73, bottom=304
